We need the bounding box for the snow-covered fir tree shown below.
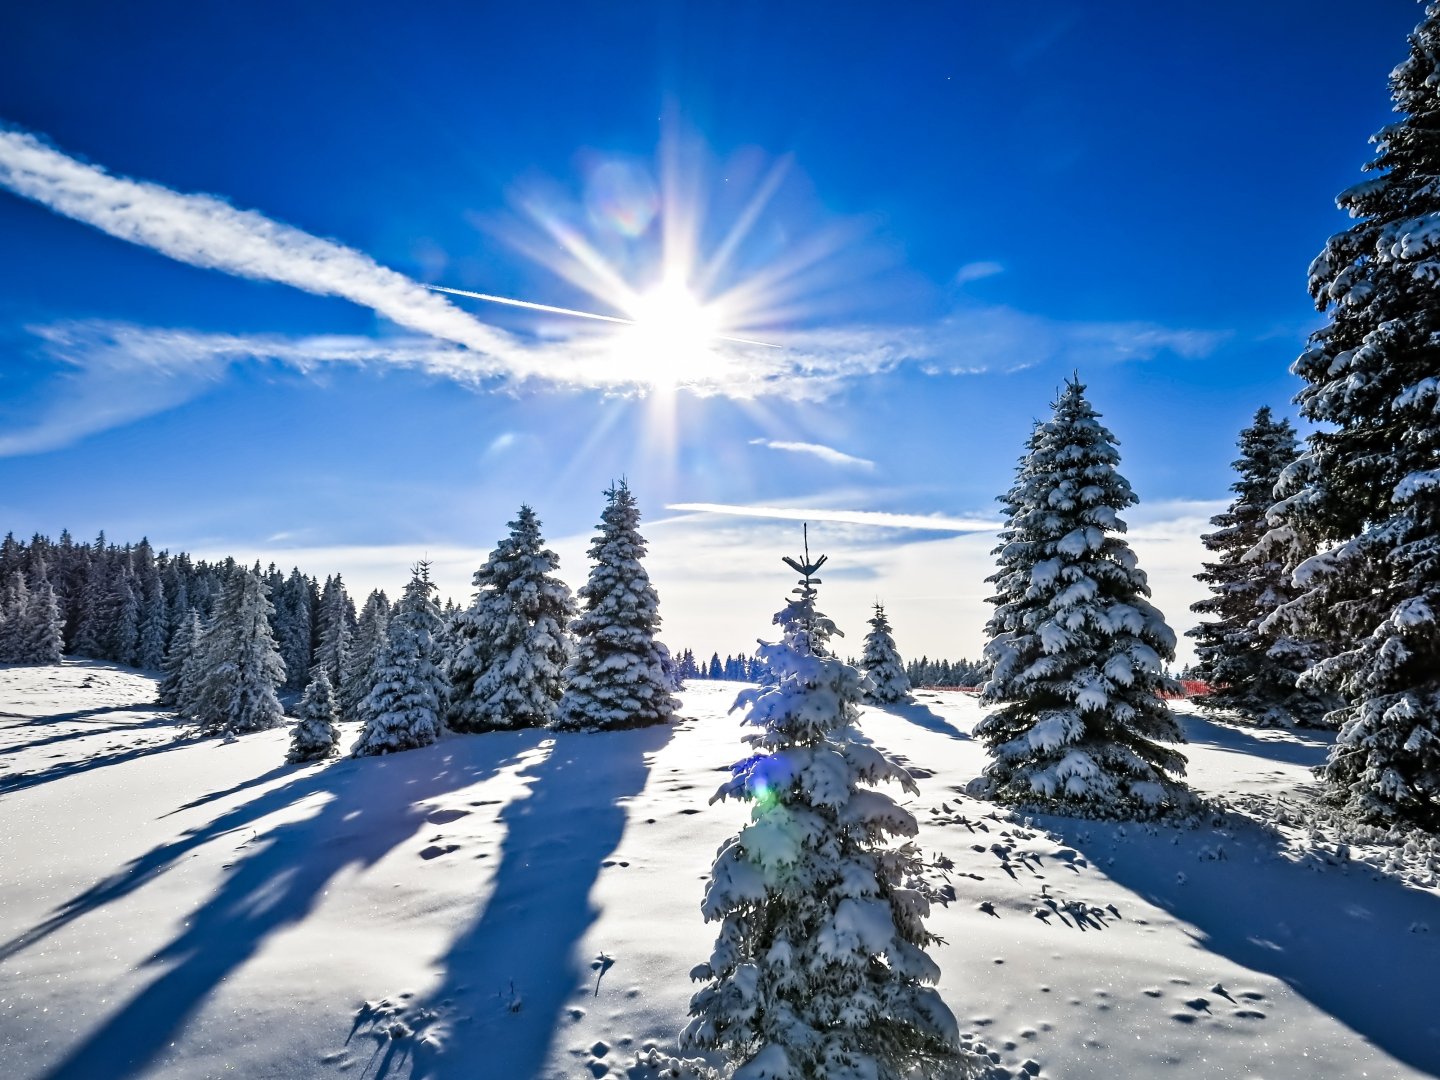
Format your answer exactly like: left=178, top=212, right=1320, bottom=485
left=1269, top=8, right=1440, bottom=827
left=159, top=610, right=202, bottom=707
left=21, top=577, right=64, bottom=665
left=445, top=506, right=575, bottom=732
left=860, top=602, right=912, bottom=705
left=352, top=562, right=447, bottom=756
left=554, top=481, right=678, bottom=731
left=340, top=588, right=390, bottom=720
left=0, top=571, right=30, bottom=663
left=273, top=568, right=315, bottom=691
left=974, top=380, right=1188, bottom=818
left=1188, top=407, right=1335, bottom=727
left=135, top=574, right=169, bottom=671
left=69, top=541, right=109, bottom=659
left=312, top=574, right=353, bottom=689
left=681, top=532, right=970, bottom=1080
left=287, top=668, right=341, bottom=763
left=190, top=567, right=286, bottom=736
left=0, top=568, right=61, bottom=665
left=106, top=564, right=141, bottom=667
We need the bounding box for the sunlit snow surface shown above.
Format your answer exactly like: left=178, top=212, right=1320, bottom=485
left=1, top=661, right=1438, bottom=1079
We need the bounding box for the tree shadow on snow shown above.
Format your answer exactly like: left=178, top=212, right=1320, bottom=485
left=1041, top=805, right=1440, bottom=1075
left=1178, top=711, right=1333, bottom=769
left=368, top=723, right=676, bottom=1080
left=876, top=700, right=971, bottom=741
left=28, top=731, right=545, bottom=1080
left=0, top=733, right=198, bottom=797
left=1, top=711, right=183, bottom=758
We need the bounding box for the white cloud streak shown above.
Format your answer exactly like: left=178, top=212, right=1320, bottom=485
left=747, top=438, right=875, bottom=470
left=955, top=260, right=1004, bottom=284
left=0, top=128, right=515, bottom=356
left=664, top=502, right=1001, bottom=533
left=0, top=127, right=1230, bottom=453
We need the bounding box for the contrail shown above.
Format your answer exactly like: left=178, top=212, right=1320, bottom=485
left=424, top=283, right=782, bottom=348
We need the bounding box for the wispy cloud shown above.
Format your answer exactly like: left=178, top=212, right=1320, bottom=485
left=929, top=304, right=1226, bottom=374
left=664, top=501, right=1000, bottom=533
left=747, top=438, right=875, bottom=471
left=955, top=260, right=1004, bottom=285
left=0, top=128, right=515, bottom=356
left=0, top=127, right=1230, bottom=453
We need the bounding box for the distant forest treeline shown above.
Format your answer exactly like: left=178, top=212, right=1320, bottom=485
left=0, top=529, right=982, bottom=688
left=0, top=529, right=377, bottom=689
left=673, top=647, right=988, bottom=688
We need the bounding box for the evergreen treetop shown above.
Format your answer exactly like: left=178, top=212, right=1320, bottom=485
left=975, top=379, right=1187, bottom=818
left=554, top=481, right=678, bottom=731
left=860, top=602, right=912, bottom=705
left=352, top=562, right=447, bottom=756
left=1274, top=7, right=1440, bottom=826
left=446, top=506, right=575, bottom=732
left=682, top=531, right=968, bottom=1079
left=1189, top=407, right=1335, bottom=728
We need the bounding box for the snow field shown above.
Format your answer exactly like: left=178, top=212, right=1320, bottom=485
left=0, top=665, right=1438, bottom=1078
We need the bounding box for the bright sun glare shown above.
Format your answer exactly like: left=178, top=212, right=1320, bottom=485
left=621, top=275, right=722, bottom=388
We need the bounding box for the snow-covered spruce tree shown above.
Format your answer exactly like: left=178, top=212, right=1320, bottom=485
left=159, top=610, right=202, bottom=707
left=21, top=578, right=64, bottom=665
left=312, top=574, right=353, bottom=689
left=861, top=602, right=912, bottom=705
left=287, top=668, right=341, bottom=763
left=0, top=571, right=29, bottom=663
left=135, top=574, right=169, bottom=671
left=681, top=533, right=971, bottom=1080
left=445, top=506, right=575, bottom=732
left=106, top=564, right=141, bottom=667
left=1272, top=8, right=1440, bottom=827
left=339, top=588, right=390, bottom=720
left=351, top=562, right=447, bottom=756
left=273, top=568, right=315, bottom=691
left=1188, top=407, right=1335, bottom=728
left=190, top=567, right=286, bottom=736
left=974, top=379, right=1188, bottom=818
left=554, top=481, right=678, bottom=731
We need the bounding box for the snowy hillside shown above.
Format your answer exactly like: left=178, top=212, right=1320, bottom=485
left=1, top=661, right=1438, bottom=1079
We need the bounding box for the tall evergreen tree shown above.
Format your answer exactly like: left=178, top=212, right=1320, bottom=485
left=446, top=506, right=575, bottom=732
left=340, top=588, right=391, bottom=720
left=352, top=562, right=447, bottom=756
left=0, top=571, right=30, bottom=663
left=159, top=610, right=202, bottom=708
left=69, top=548, right=109, bottom=660
left=554, top=481, right=678, bottom=731
left=682, top=533, right=969, bottom=1080
left=136, top=574, right=169, bottom=671
left=190, top=568, right=286, bottom=736
left=21, top=578, right=64, bottom=665
left=273, top=568, right=315, bottom=691
left=1188, top=407, right=1335, bottom=727
left=860, top=602, right=913, bottom=705
left=975, top=380, right=1187, bottom=818
left=287, top=669, right=342, bottom=763
left=106, top=564, right=141, bottom=666
left=1273, top=8, right=1440, bottom=826
left=313, top=574, right=353, bottom=688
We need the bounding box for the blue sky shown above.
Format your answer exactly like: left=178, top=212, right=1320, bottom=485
left=0, top=1, right=1425, bottom=663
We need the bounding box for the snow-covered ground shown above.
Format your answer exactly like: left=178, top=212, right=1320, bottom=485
left=1, top=661, right=1438, bottom=1079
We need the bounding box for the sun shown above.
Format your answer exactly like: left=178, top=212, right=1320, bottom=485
left=619, top=274, right=723, bottom=388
